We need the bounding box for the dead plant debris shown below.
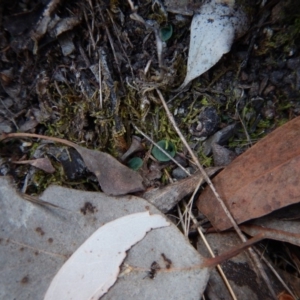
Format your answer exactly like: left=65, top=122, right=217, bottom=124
left=1, top=0, right=300, bottom=298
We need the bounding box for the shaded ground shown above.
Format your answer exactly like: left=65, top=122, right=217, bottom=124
left=1, top=0, right=300, bottom=190
left=1, top=0, right=300, bottom=297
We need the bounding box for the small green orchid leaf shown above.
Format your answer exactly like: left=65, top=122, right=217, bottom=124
left=152, top=140, right=176, bottom=162
left=160, top=24, right=173, bottom=42
left=127, top=157, right=143, bottom=170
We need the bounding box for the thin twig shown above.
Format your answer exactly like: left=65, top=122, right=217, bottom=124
left=20, top=193, right=68, bottom=211
left=83, top=5, right=96, bottom=50
left=86, top=0, right=95, bottom=32
left=0, top=98, right=19, bottom=129
left=177, top=204, right=187, bottom=236
left=127, top=0, right=164, bottom=73
left=157, top=88, right=242, bottom=234
left=254, top=246, right=297, bottom=299
left=131, top=122, right=191, bottom=177
left=78, top=44, right=91, bottom=68
left=21, top=171, right=30, bottom=194
left=182, top=178, right=203, bottom=237
left=0, top=132, right=77, bottom=148
left=126, top=0, right=136, bottom=11
left=99, top=56, right=103, bottom=109
left=98, top=8, right=125, bottom=91
left=235, top=95, right=252, bottom=147
left=106, top=9, right=135, bottom=79
left=183, top=201, right=237, bottom=300
left=156, top=88, right=277, bottom=298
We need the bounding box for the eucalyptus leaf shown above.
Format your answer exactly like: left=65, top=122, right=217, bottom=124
left=177, top=0, right=249, bottom=90
left=45, top=212, right=170, bottom=300
left=0, top=176, right=210, bottom=300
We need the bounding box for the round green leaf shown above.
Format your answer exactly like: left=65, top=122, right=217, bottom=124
left=127, top=157, right=143, bottom=170
left=152, top=140, right=176, bottom=162
left=160, top=24, right=173, bottom=42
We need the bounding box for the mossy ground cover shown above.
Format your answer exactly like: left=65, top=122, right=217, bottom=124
left=0, top=0, right=299, bottom=192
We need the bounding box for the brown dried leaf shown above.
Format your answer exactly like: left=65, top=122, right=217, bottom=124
left=1, top=133, right=145, bottom=196
left=143, top=167, right=221, bottom=213
left=240, top=203, right=300, bottom=247
left=74, top=145, right=145, bottom=196
left=241, top=217, right=300, bottom=247
left=197, top=116, right=300, bottom=231
left=197, top=232, right=282, bottom=299
left=12, top=157, right=55, bottom=173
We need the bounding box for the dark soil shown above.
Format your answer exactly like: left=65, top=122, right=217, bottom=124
left=1, top=1, right=299, bottom=184
left=1, top=0, right=300, bottom=297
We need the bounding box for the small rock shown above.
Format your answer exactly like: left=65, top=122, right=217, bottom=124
left=212, top=144, right=237, bottom=166
left=19, top=118, right=39, bottom=132
left=287, top=57, right=300, bottom=71
left=172, top=166, right=194, bottom=180
left=249, top=82, right=259, bottom=97
left=0, top=160, right=10, bottom=176
left=240, top=71, right=249, bottom=81
left=189, top=107, right=220, bottom=139
left=269, top=70, right=284, bottom=85
left=0, top=97, right=13, bottom=109
left=47, top=146, right=87, bottom=180
left=258, top=76, right=268, bottom=95
left=263, top=84, right=275, bottom=96
left=0, top=120, right=13, bottom=133
left=283, top=73, right=296, bottom=85
left=58, top=32, right=75, bottom=56
left=262, top=107, right=276, bottom=120
left=173, top=154, right=188, bottom=168
left=202, top=124, right=236, bottom=156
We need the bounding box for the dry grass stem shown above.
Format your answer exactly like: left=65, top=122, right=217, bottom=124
left=254, top=247, right=297, bottom=299
left=107, top=9, right=134, bottom=79
left=156, top=88, right=277, bottom=298
left=0, top=132, right=77, bottom=148
left=131, top=123, right=191, bottom=176
left=156, top=88, right=243, bottom=235
left=83, top=6, right=96, bottom=50
left=183, top=201, right=237, bottom=300
left=98, top=56, right=103, bottom=109
left=235, top=96, right=252, bottom=147
left=182, top=179, right=203, bottom=237
left=177, top=204, right=187, bottom=236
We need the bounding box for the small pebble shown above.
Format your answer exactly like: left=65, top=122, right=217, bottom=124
left=212, top=144, right=237, bottom=166
left=172, top=167, right=194, bottom=180
left=202, top=124, right=236, bottom=156
left=189, top=107, right=220, bottom=138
